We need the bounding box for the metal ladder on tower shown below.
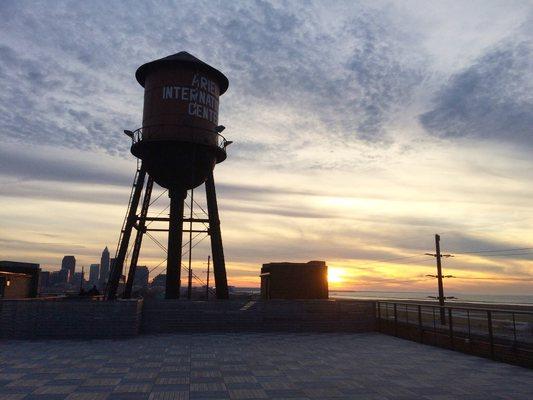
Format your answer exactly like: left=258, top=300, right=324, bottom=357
left=106, top=158, right=146, bottom=299
left=114, top=158, right=142, bottom=260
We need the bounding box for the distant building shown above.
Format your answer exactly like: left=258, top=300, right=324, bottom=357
left=0, top=261, right=41, bottom=298
left=72, top=272, right=84, bottom=288
left=89, top=264, right=100, bottom=285
left=39, top=270, right=50, bottom=291
left=134, top=266, right=149, bottom=290
left=99, top=247, right=110, bottom=290
left=49, top=269, right=69, bottom=285
left=110, top=257, right=117, bottom=282
left=260, top=261, right=328, bottom=300
left=151, top=274, right=166, bottom=288
left=61, top=256, right=76, bottom=283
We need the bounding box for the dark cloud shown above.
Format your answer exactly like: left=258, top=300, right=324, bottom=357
left=224, top=203, right=334, bottom=219
left=0, top=237, right=87, bottom=253
left=435, top=232, right=525, bottom=255
left=0, top=182, right=129, bottom=206
left=420, top=31, right=533, bottom=146
left=0, top=142, right=323, bottom=206
left=217, top=182, right=318, bottom=200
left=0, top=144, right=131, bottom=186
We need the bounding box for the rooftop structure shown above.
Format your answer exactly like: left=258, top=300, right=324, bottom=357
left=261, top=260, right=329, bottom=300
left=0, top=260, right=40, bottom=298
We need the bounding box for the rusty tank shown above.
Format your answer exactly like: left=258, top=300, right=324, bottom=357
left=132, top=51, right=229, bottom=190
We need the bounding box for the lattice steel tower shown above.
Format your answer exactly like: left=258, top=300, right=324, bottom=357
left=105, top=52, right=230, bottom=300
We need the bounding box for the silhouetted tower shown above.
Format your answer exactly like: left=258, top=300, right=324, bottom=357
left=61, top=256, right=76, bottom=283
left=89, top=263, right=100, bottom=286
left=106, top=52, right=230, bottom=300
left=99, top=247, right=110, bottom=290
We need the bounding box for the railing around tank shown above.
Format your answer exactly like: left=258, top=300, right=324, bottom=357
left=376, top=300, right=533, bottom=368
left=127, top=124, right=229, bottom=151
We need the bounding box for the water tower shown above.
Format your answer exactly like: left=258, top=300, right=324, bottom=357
left=105, top=52, right=230, bottom=300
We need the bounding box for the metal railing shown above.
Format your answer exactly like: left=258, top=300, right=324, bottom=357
left=376, top=301, right=533, bottom=368
left=130, top=124, right=229, bottom=151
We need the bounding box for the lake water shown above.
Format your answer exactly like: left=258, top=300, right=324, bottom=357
left=329, top=290, right=533, bottom=306
left=233, top=288, right=533, bottom=306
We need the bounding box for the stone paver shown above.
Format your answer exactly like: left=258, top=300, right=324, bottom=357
left=0, top=333, right=532, bottom=399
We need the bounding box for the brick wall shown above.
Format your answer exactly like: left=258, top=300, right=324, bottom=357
left=142, top=299, right=376, bottom=333
left=0, top=298, right=375, bottom=339
left=0, top=298, right=142, bottom=339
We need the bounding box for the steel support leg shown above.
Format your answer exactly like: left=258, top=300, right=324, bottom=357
left=106, top=166, right=147, bottom=300
left=205, top=170, right=229, bottom=299
left=123, top=176, right=154, bottom=299
left=166, top=189, right=185, bottom=299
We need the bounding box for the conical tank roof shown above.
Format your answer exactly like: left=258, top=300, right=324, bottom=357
left=135, top=51, right=229, bottom=94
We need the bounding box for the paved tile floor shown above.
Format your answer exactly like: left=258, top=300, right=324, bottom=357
left=0, top=332, right=531, bottom=400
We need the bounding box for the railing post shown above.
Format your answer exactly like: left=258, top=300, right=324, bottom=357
left=512, top=313, right=517, bottom=350
left=432, top=306, right=437, bottom=345
left=369, top=303, right=533, bottom=365
left=448, top=307, right=454, bottom=349
left=394, top=303, right=398, bottom=336
left=418, top=304, right=423, bottom=343
left=377, top=302, right=381, bottom=332
left=467, top=309, right=472, bottom=351
left=487, top=310, right=494, bottom=359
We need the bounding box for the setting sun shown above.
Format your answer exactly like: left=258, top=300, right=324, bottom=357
left=328, top=267, right=344, bottom=284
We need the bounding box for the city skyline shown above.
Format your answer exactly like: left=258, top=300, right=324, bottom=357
left=0, top=1, right=532, bottom=294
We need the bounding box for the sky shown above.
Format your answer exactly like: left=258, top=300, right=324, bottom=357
left=0, top=0, right=532, bottom=295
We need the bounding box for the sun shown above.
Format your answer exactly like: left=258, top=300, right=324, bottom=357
left=328, top=267, right=344, bottom=284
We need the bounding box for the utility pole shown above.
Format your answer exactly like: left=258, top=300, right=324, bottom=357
left=187, top=189, right=194, bottom=300
left=435, top=234, right=446, bottom=325
left=425, top=234, right=454, bottom=325
left=206, top=255, right=210, bottom=300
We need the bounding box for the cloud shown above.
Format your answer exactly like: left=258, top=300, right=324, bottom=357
left=0, top=237, right=87, bottom=253
left=0, top=42, right=137, bottom=155
left=213, top=1, right=426, bottom=152
left=0, top=0, right=426, bottom=164
left=420, top=25, right=533, bottom=146
left=0, top=142, right=131, bottom=186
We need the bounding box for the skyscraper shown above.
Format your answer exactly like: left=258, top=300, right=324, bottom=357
left=134, top=266, right=149, bottom=290
left=72, top=272, right=84, bottom=288
left=61, top=256, right=76, bottom=283
left=99, top=247, right=110, bottom=290
left=39, top=270, right=50, bottom=291
left=50, top=269, right=69, bottom=285
left=89, top=264, right=100, bottom=286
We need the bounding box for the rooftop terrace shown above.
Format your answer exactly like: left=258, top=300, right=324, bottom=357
left=1, top=332, right=532, bottom=400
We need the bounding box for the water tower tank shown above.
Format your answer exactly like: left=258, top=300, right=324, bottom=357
left=132, top=51, right=229, bottom=191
